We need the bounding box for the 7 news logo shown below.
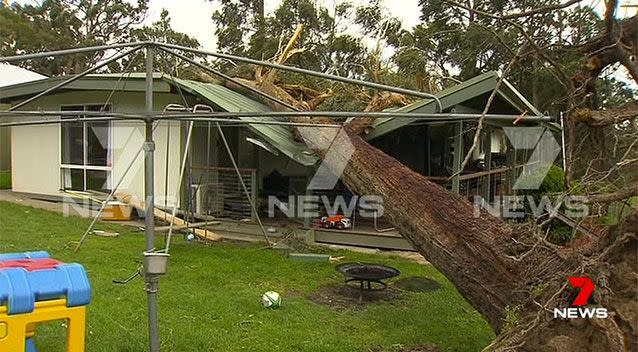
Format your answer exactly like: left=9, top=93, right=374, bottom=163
left=553, top=277, right=608, bottom=319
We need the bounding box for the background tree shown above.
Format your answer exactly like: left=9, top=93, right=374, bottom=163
left=123, top=9, right=202, bottom=76
left=0, top=0, right=149, bottom=76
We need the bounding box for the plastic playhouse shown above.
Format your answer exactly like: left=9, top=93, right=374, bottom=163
left=0, top=251, right=91, bottom=352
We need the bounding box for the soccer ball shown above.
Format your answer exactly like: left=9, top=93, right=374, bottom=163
left=186, top=234, right=195, bottom=241
left=262, top=291, right=282, bottom=308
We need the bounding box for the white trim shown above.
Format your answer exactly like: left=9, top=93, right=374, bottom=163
left=59, top=103, right=113, bottom=191
left=60, top=164, right=111, bottom=171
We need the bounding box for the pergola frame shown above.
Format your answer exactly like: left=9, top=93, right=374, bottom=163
left=0, top=41, right=554, bottom=352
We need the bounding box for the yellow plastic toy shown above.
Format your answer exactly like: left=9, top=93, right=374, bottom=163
left=0, top=251, right=91, bottom=352
left=0, top=299, right=87, bottom=352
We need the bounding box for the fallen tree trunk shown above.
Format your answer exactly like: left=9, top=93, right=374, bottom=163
left=220, top=24, right=637, bottom=350
left=301, top=119, right=637, bottom=351
left=226, top=78, right=638, bottom=351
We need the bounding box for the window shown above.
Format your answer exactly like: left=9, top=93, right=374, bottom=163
left=60, top=105, right=112, bottom=192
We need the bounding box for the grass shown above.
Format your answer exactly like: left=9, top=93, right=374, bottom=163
left=0, top=201, right=494, bottom=351
left=0, top=171, right=10, bottom=189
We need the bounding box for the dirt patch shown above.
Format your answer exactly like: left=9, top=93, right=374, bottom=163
left=395, top=276, right=442, bottom=293
left=308, top=283, right=403, bottom=310
left=368, top=343, right=440, bottom=352
left=284, top=289, right=305, bottom=298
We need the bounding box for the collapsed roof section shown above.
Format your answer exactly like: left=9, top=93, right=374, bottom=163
left=0, top=72, right=318, bottom=166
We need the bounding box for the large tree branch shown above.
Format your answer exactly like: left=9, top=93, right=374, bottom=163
left=574, top=15, right=638, bottom=93
left=500, top=0, right=584, bottom=19
left=347, top=92, right=409, bottom=135
left=585, top=181, right=638, bottom=204
left=572, top=101, right=638, bottom=126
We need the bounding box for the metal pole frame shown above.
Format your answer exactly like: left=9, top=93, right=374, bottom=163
left=0, top=42, right=148, bottom=63
left=0, top=41, right=559, bottom=352
left=0, top=110, right=553, bottom=122
left=9, top=45, right=144, bottom=111
left=0, top=112, right=553, bottom=129
left=158, top=47, right=299, bottom=112
left=143, top=44, right=161, bottom=352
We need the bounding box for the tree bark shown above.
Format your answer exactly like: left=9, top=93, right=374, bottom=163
left=572, top=101, right=638, bottom=127
left=303, top=124, right=521, bottom=330
left=585, top=181, right=638, bottom=204
left=348, top=92, right=409, bottom=135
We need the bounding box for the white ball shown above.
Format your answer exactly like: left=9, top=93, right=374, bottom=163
left=186, top=234, right=195, bottom=241
left=262, top=291, right=281, bottom=308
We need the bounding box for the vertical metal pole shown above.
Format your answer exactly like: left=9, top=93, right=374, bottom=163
left=451, top=122, right=463, bottom=193
left=483, top=127, right=492, bottom=202
left=505, top=138, right=515, bottom=194
left=144, top=44, right=161, bottom=352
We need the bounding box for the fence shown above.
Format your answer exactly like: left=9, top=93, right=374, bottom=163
left=426, top=167, right=508, bottom=201
left=187, top=165, right=257, bottom=220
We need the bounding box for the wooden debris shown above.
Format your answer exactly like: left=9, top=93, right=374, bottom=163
left=288, top=253, right=345, bottom=263
left=114, top=193, right=222, bottom=241
left=92, top=230, right=119, bottom=237
left=154, top=221, right=221, bottom=232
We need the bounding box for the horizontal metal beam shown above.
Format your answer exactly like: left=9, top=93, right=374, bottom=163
left=0, top=42, right=147, bottom=63
left=158, top=47, right=299, bottom=112
left=1, top=110, right=553, bottom=121
left=9, top=46, right=143, bottom=111
left=0, top=116, right=132, bottom=127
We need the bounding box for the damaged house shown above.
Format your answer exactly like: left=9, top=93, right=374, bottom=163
left=0, top=71, right=557, bottom=248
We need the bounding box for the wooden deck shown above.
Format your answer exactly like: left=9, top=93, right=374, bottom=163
left=198, top=218, right=414, bottom=251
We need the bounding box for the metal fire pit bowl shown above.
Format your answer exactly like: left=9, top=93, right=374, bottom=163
left=335, top=262, right=400, bottom=291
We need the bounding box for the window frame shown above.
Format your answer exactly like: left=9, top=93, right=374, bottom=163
left=59, top=104, right=113, bottom=192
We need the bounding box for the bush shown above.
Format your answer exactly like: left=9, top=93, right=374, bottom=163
left=0, top=171, right=10, bottom=189
left=518, top=166, right=576, bottom=244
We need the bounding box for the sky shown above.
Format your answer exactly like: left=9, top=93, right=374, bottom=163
left=12, top=0, right=636, bottom=53
left=142, top=0, right=423, bottom=51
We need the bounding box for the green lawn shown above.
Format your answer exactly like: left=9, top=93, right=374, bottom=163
left=0, top=171, right=10, bottom=189
left=0, top=201, right=494, bottom=351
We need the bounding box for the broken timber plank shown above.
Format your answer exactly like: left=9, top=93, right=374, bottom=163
left=114, top=193, right=222, bottom=241
left=154, top=221, right=221, bottom=232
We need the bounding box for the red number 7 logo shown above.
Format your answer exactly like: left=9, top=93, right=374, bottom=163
left=568, top=277, right=595, bottom=307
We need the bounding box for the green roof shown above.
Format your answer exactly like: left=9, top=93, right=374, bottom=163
left=169, top=77, right=317, bottom=166
left=363, top=71, right=556, bottom=139
left=0, top=72, right=318, bottom=166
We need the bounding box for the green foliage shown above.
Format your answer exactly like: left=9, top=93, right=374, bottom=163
left=518, top=165, right=575, bottom=244
left=0, top=171, right=10, bottom=189
left=515, top=165, right=566, bottom=195
left=546, top=222, right=574, bottom=244
left=412, top=0, right=619, bottom=113
left=212, top=0, right=368, bottom=78
left=502, top=304, right=521, bottom=332
left=531, top=283, right=548, bottom=299
left=539, top=165, right=567, bottom=194
left=123, top=9, right=202, bottom=75
left=601, top=196, right=638, bottom=225
left=0, top=201, right=494, bottom=351
left=0, top=0, right=149, bottom=76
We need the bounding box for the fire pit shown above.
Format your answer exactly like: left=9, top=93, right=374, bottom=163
left=335, top=262, right=400, bottom=292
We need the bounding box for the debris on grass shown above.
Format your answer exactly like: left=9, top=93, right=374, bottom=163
left=288, top=253, right=344, bottom=262
left=368, top=343, right=441, bottom=352
left=308, top=283, right=403, bottom=310
left=92, top=230, right=120, bottom=237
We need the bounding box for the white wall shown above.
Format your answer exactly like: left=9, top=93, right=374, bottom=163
left=12, top=123, right=59, bottom=194
left=10, top=90, right=191, bottom=206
